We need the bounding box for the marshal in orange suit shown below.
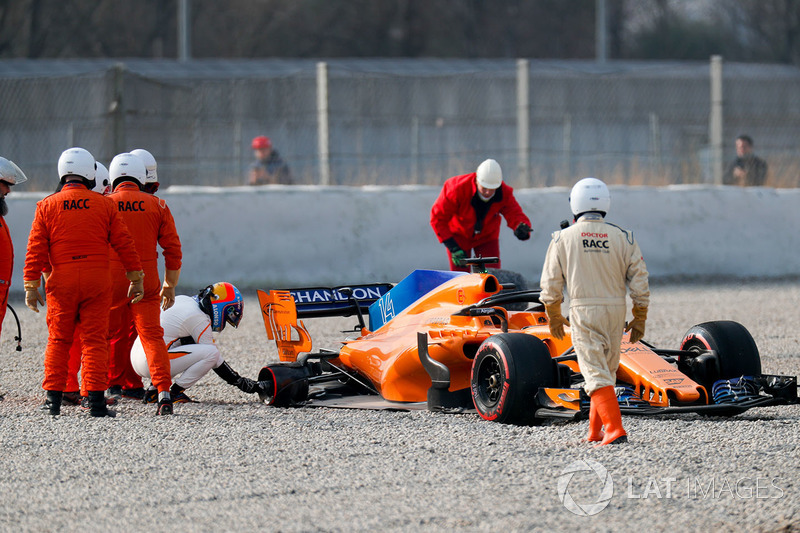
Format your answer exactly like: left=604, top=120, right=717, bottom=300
left=24, top=148, right=143, bottom=418
left=107, top=152, right=182, bottom=416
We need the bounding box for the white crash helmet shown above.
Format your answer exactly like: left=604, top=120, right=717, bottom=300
left=476, top=159, right=502, bottom=189
left=0, top=157, right=28, bottom=185
left=58, top=147, right=96, bottom=182
left=130, top=148, right=157, bottom=184
left=110, top=152, right=146, bottom=189
left=93, top=162, right=110, bottom=194
left=570, top=177, right=611, bottom=217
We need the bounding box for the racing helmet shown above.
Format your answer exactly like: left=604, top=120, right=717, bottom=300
left=0, top=157, right=28, bottom=186
left=58, top=147, right=96, bottom=183
left=198, top=282, right=244, bottom=332
left=130, top=148, right=158, bottom=184
left=93, top=162, right=110, bottom=194
left=476, top=159, right=502, bottom=189
left=569, top=177, right=610, bottom=218
left=251, top=136, right=272, bottom=150
left=109, top=152, right=146, bottom=189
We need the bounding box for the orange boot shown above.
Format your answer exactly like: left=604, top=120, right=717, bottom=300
left=585, top=395, right=605, bottom=442
left=593, top=386, right=627, bottom=446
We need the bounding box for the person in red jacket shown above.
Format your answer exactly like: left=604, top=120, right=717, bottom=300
left=430, top=159, right=532, bottom=271
left=107, top=152, right=182, bottom=415
left=0, top=157, right=27, bottom=400
left=23, top=147, right=144, bottom=418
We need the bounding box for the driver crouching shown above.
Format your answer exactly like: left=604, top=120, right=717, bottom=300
left=132, top=282, right=270, bottom=403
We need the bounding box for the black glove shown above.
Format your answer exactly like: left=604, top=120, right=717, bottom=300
left=514, top=223, right=532, bottom=241
left=235, top=377, right=259, bottom=394
left=257, top=380, right=274, bottom=396
left=214, top=361, right=260, bottom=394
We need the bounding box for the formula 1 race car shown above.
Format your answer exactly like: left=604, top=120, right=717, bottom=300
left=256, top=259, right=798, bottom=425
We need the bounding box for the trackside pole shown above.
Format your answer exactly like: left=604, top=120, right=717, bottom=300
left=317, top=61, right=330, bottom=186
left=710, top=55, right=724, bottom=185
left=517, top=59, right=530, bottom=187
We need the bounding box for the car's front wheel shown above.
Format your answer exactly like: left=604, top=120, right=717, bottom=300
left=679, top=320, right=761, bottom=390
left=470, top=333, right=556, bottom=425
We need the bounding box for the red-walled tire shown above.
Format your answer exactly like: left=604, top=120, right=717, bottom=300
left=470, top=333, right=556, bottom=425
left=257, top=364, right=310, bottom=407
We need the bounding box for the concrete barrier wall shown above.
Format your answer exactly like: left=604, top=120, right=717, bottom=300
left=5, top=185, right=797, bottom=292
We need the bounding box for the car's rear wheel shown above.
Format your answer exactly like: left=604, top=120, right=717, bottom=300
left=257, top=364, right=311, bottom=407
left=679, top=320, right=761, bottom=390
left=470, top=333, right=556, bottom=425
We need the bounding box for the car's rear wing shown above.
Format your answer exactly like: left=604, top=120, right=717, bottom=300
left=257, top=283, right=392, bottom=362
left=283, top=284, right=393, bottom=319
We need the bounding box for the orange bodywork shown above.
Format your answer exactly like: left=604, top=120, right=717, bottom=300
left=615, top=337, right=706, bottom=406
left=340, top=274, right=507, bottom=401
left=541, top=388, right=582, bottom=410
left=258, top=290, right=313, bottom=361
left=260, top=272, right=708, bottom=406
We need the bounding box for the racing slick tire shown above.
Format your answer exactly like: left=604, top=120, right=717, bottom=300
left=470, top=333, right=556, bottom=425
left=679, top=320, right=761, bottom=390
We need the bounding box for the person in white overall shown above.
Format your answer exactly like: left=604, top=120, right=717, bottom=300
left=540, top=177, right=649, bottom=446
left=132, top=282, right=268, bottom=403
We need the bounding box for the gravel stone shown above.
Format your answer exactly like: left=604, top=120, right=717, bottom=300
left=0, top=280, right=799, bottom=531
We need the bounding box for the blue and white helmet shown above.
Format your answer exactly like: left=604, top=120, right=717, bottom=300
left=197, top=282, right=244, bottom=332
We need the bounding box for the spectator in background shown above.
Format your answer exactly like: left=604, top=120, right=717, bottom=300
left=723, top=134, right=768, bottom=187
left=248, top=136, right=292, bottom=185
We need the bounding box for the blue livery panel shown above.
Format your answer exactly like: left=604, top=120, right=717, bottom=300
left=368, top=270, right=466, bottom=331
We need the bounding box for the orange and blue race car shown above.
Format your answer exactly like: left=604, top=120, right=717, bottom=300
left=256, top=259, right=798, bottom=425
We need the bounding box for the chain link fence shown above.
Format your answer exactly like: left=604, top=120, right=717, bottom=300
left=1, top=58, right=799, bottom=191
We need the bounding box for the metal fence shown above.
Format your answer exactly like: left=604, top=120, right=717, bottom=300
left=1, top=58, right=799, bottom=191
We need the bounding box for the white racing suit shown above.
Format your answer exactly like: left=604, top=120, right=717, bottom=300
left=131, top=294, right=221, bottom=389
left=540, top=213, right=650, bottom=394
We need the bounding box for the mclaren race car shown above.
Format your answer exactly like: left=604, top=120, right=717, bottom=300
left=256, top=259, right=798, bottom=425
